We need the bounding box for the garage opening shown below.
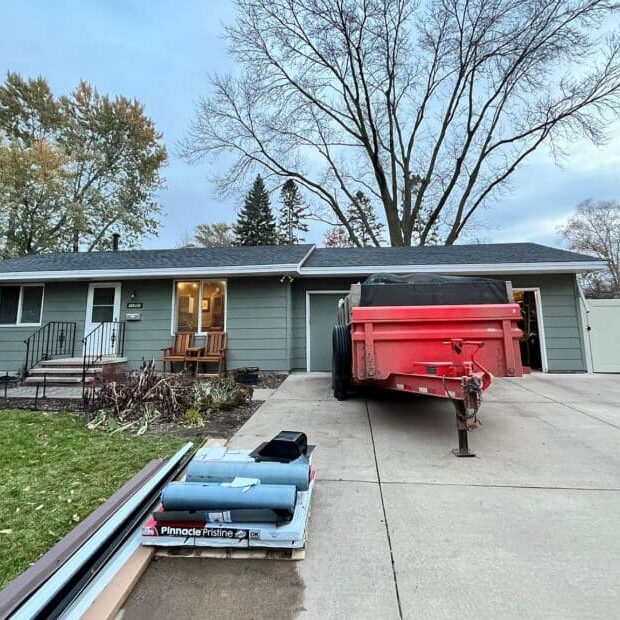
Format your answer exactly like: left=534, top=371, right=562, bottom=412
left=513, top=289, right=545, bottom=371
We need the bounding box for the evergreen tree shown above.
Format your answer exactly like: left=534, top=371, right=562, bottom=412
left=277, top=179, right=308, bottom=244
left=234, top=174, right=278, bottom=245
left=347, top=191, right=384, bottom=247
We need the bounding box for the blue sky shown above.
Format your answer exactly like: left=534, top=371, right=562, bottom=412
left=1, top=1, right=618, bottom=249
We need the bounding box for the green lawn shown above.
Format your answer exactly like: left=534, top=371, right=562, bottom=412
left=0, top=410, right=187, bottom=588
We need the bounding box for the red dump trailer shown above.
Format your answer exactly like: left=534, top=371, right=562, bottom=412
left=332, top=274, right=524, bottom=456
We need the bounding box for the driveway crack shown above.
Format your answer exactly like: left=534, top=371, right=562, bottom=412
left=365, top=400, right=404, bottom=620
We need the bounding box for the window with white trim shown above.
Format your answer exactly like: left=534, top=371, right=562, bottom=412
left=174, top=280, right=226, bottom=334
left=0, top=285, right=44, bottom=325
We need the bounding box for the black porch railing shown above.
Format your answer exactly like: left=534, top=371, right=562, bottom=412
left=82, top=321, right=126, bottom=383
left=24, top=321, right=77, bottom=374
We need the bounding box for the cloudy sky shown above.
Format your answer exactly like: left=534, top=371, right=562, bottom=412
left=1, top=1, right=618, bottom=249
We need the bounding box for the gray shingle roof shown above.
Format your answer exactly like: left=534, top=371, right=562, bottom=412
left=0, top=242, right=601, bottom=280
left=0, top=244, right=314, bottom=274
left=303, top=243, right=600, bottom=268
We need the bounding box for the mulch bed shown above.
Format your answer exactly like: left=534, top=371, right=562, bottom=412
left=0, top=371, right=287, bottom=438
left=143, top=400, right=262, bottom=438
left=0, top=398, right=86, bottom=413
left=0, top=397, right=264, bottom=438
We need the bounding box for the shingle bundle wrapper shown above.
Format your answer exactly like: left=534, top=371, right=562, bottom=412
left=185, top=458, right=310, bottom=491
left=161, top=482, right=297, bottom=514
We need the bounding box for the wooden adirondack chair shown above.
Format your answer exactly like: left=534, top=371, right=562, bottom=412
left=195, top=332, right=227, bottom=376
left=162, top=332, right=195, bottom=373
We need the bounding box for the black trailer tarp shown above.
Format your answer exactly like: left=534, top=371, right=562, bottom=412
left=360, top=273, right=510, bottom=307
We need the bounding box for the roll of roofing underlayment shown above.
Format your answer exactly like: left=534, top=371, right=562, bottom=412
left=154, top=508, right=290, bottom=524
left=185, top=459, right=311, bottom=491
left=161, top=482, right=297, bottom=514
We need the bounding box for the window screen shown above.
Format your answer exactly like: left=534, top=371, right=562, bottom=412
left=20, top=286, right=44, bottom=324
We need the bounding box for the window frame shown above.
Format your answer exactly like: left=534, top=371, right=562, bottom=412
left=0, top=283, right=45, bottom=327
left=170, top=279, right=227, bottom=336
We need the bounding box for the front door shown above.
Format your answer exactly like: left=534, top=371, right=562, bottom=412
left=85, top=283, right=122, bottom=355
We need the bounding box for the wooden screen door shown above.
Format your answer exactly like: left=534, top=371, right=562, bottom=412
left=84, top=283, right=122, bottom=355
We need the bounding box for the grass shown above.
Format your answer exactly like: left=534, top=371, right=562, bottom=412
left=0, top=409, right=187, bottom=589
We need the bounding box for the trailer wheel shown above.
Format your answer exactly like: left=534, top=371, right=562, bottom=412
left=332, top=325, right=352, bottom=400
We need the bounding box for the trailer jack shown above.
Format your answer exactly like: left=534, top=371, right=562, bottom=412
left=452, top=403, right=475, bottom=457
left=451, top=379, right=481, bottom=457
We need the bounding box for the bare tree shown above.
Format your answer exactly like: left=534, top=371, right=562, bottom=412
left=559, top=199, right=620, bottom=296
left=182, top=0, right=620, bottom=246
left=179, top=222, right=235, bottom=248
left=324, top=226, right=355, bottom=247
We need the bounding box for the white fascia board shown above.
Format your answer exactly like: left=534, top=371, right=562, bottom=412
left=298, top=260, right=605, bottom=276
left=0, top=263, right=301, bottom=283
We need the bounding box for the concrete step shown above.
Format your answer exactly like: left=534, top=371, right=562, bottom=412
left=39, top=356, right=127, bottom=368
left=29, top=367, right=100, bottom=376
left=23, top=375, right=95, bottom=385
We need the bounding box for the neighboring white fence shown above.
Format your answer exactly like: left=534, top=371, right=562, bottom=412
left=585, top=299, right=620, bottom=373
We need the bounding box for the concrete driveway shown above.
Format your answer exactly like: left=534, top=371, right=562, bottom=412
left=124, top=372, right=620, bottom=619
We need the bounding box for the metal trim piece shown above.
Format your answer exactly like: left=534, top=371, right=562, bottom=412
left=10, top=442, right=193, bottom=620
left=0, top=459, right=165, bottom=620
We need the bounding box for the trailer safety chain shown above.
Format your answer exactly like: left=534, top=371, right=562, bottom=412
left=442, top=376, right=482, bottom=430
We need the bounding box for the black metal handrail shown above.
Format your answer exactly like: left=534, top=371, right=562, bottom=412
left=24, top=322, right=77, bottom=374
left=82, top=321, right=126, bottom=383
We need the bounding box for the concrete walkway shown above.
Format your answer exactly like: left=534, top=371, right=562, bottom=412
left=123, top=372, right=620, bottom=619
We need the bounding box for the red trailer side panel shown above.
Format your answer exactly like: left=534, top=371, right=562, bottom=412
left=351, top=303, right=523, bottom=382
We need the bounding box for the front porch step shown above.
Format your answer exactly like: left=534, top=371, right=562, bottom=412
left=29, top=367, right=99, bottom=376
left=25, top=356, right=128, bottom=386
left=23, top=375, right=95, bottom=385
left=39, top=356, right=127, bottom=368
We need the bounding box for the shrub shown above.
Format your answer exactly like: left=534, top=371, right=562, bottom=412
left=87, top=360, right=250, bottom=433
left=184, top=408, right=205, bottom=427
left=193, top=377, right=249, bottom=411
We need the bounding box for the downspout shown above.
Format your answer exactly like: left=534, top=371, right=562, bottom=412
left=286, top=280, right=293, bottom=372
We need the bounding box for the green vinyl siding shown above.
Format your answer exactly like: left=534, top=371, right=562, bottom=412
left=0, top=277, right=291, bottom=373
left=502, top=273, right=587, bottom=372
left=226, top=277, right=289, bottom=371
left=0, top=271, right=587, bottom=374
left=120, top=280, right=172, bottom=367
left=291, top=273, right=587, bottom=373
left=0, top=282, right=87, bottom=372
left=122, top=277, right=291, bottom=371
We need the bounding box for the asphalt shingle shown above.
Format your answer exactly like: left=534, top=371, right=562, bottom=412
left=302, top=243, right=600, bottom=268
left=0, top=242, right=600, bottom=276
left=0, top=244, right=314, bottom=274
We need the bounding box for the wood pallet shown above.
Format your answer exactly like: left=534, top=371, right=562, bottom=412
left=155, top=546, right=306, bottom=561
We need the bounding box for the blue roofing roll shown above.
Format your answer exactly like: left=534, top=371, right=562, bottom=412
left=186, top=459, right=310, bottom=491
left=161, top=482, right=297, bottom=513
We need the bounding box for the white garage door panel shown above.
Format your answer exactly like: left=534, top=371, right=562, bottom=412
left=588, top=299, right=620, bottom=373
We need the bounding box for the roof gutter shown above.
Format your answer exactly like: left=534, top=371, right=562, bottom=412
left=0, top=263, right=304, bottom=283
left=0, top=245, right=603, bottom=282
left=297, top=260, right=605, bottom=276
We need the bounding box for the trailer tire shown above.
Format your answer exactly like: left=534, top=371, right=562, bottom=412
left=332, top=325, right=352, bottom=400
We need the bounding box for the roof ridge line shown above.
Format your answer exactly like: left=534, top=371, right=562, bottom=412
left=297, top=244, right=316, bottom=272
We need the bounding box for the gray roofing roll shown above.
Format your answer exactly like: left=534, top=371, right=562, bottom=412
left=185, top=459, right=311, bottom=491
left=161, top=482, right=297, bottom=513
